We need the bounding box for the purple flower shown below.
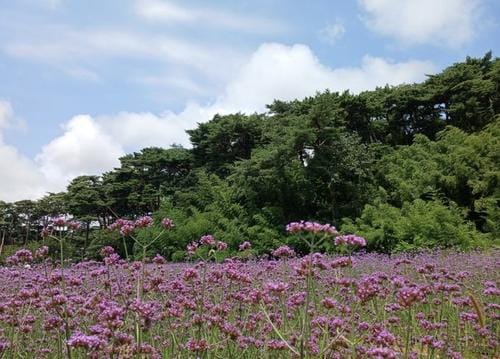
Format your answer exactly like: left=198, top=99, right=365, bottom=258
left=134, top=216, right=154, bottom=228
left=67, top=332, right=105, bottom=350
left=366, top=347, right=398, bottom=358
left=41, top=227, right=51, bottom=238
left=271, top=245, right=296, bottom=258
left=374, top=329, right=396, bottom=346
left=321, top=297, right=338, bottom=309
left=397, top=286, right=426, bottom=307
left=200, top=234, right=215, bottom=246
left=35, top=246, right=49, bottom=259
left=0, top=339, right=9, bottom=352
left=186, top=241, right=198, bottom=254
left=216, top=241, right=228, bottom=251
left=120, top=224, right=135, bottom=236
left=286, top=220, right=337, bottom=235
left=239, top=241, right=252, bottom=251
left=104, top=253, right=121, bottom=265
left=153, top=254, right=166, bottom=265
left=108, top=218, right=135, bottom=233
left=264, top=281, right=290, bottom=294
left=186, top=338, right=209, bottom=352
left=53, top=217, right=66, bottom=227
left=68, top=221, right=81, bottom=230
left=484, top=287, right=500, bottom=296
left=267, top=339, right=287, bottom=350
left=330, top=256, right=352, bottom=268
left=334, top=234, right=367, bottom=247
left=6, top=249, right=34, bottom=265
left=161, top=217, right=175, bottom=230
left=100, top=246, right=115, bottom=258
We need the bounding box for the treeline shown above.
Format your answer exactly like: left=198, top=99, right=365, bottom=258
left=1, top=52, right=499, bottom=260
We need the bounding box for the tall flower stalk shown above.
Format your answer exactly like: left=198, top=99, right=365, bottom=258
left=108, top=216, right=175, bottom=349
left=286, top=221, right=338, bottom=358
left=184, top=234, right=228, bottom=357
left=41, top=217, right=81, bottom=359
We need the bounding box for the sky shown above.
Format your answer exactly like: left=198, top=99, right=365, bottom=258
left=0, top=0, right=499, bottom=202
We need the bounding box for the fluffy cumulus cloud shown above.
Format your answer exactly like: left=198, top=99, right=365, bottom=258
left=359, top=0, right=482, bottom=48
left=213, top=43, right=435, bottom=113
left=97, top=111, right=189, bottom=149
left=35, top=115, right=124, bottom=189
left=1, top=43, right=435, bottom=201
left=0, top=100, right=49, bottom=202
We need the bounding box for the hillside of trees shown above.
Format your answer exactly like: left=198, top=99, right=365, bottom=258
left=1, top=52, right=499, bottom=261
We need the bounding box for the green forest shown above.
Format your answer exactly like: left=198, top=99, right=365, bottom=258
left=1, top=52, right=499, bottom=261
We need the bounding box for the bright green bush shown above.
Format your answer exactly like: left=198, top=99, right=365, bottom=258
left=342, top=199, right=489, bottom=252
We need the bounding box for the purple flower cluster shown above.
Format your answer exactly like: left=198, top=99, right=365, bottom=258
left=53, top=217, right=67, bottom=227
left=238, top=241, right=252, bottom=251
left=67, top=332, right=105, bottom=350
left=6, top=249, right=33, bottom=265
left=108, top=216, right=174, bottom=236
left=271, top=245, right=296, bottom=258
left=108, top=218, right=135, bottom=236
left=134, top=215, right=154, bottom=228
left=39, top=217, right=81, bottom=238
left=161, top=217, right=175, bottom=230
left=67, top=221, right=82, bottom=230
left=286, top=221, right=338, bottom=234
left=186, top=234, right=228, bottom=255
left=334, top=234, right=367, bottom=247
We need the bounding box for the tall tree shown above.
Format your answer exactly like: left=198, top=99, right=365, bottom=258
left=103, top=147, right=194, bottom=216
left=187, top=113, right=266, bottom=177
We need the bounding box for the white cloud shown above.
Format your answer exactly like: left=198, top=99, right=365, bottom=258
left=134, top=0, right=286, bottom=34
left=319, top=21, right=346, bottom=44
left=4, top=27, right=245, bottom=85
left=0, top=100, right=49, bottom=202
left=97, top=111, right=191, bottom=148
left=35, top=115, right=124, bottom=189
left=359, top=0, right=482, bottom=48
left=5, top=28, right=225, bottom=70
left=1, top=44, right=436, bottom=201
left=212, top=43, right=435, bottom=113
left=0, top=144, right=49, bottom=202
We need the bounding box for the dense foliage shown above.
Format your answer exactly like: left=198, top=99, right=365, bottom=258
left=1, top=53, right=499, bottom=260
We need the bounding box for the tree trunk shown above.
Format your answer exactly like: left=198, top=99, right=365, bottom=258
left=25, top=221, right=30, bottom=245
left=83, top=221, right=90, bottom=260
left=0, top=229, right=5, bottom=257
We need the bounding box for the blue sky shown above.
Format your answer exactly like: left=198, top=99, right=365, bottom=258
left=0, top=0, right=499, bottom=201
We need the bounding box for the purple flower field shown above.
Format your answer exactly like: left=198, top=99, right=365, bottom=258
left=0, top=247, right=498, bottom=358
left=0, top=218, right=498, bottom=358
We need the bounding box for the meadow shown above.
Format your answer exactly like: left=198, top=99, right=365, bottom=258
left=0, top=217, right=498, bottom=358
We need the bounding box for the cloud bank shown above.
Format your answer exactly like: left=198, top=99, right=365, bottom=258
left=359, top=0, right=482, bottom=48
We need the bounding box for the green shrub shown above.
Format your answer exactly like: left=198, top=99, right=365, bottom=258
left=342, top=199, right=488, bottom=252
